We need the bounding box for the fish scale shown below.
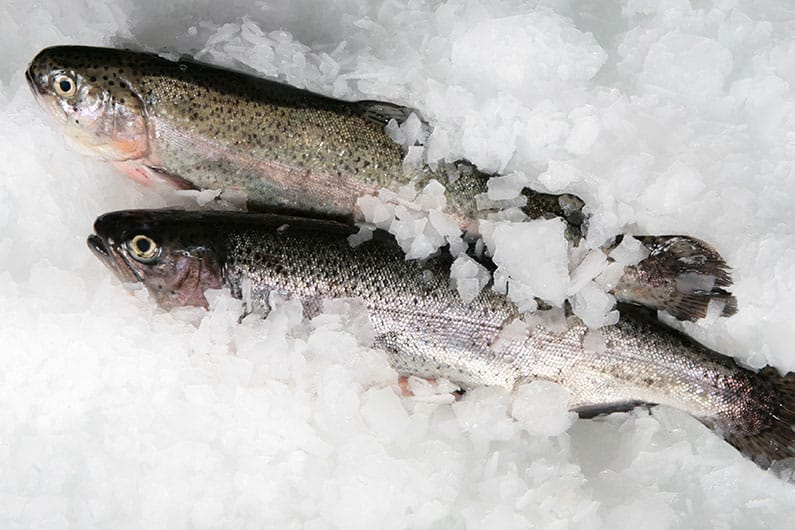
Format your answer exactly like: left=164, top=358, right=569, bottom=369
left=88, top=209, right=795, bottom=473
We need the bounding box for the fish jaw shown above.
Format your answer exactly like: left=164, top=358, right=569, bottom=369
left=87, top=233, right=142, bottom=285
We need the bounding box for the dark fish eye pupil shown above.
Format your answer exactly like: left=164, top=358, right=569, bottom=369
left=137, top=239, right=151, bottom=252
left=59, top=79, right=72, bottom=92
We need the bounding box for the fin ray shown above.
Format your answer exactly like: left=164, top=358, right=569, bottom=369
left=613, top=235, right=738, bottom=322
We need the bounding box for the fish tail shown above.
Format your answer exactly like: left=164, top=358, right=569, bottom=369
left=722, top=368, right=795, bottom=475
left=613, top=235, right=738, bottom=322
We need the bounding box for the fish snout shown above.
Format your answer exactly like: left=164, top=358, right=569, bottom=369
left=87, top=234, right=109, bottom=258
left=25, top=63, right=47, bottom=96
left=87, top=230, right=142, bottom=284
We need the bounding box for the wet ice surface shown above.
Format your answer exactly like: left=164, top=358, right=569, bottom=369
left=2, top=0, right=795, bottom=528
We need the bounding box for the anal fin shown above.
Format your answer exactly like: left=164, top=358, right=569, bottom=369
left=573, top=400, right=651, bottom=419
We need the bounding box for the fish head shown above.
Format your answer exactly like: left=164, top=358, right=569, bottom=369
left=88, top=210, right=226, bottom=309
left=26, top=46, right=149, bottom=162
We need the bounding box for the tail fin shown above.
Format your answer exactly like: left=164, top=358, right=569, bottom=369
left=612, top=235, right=738, bottom=322
left=722, top=368, right=795, bottom=475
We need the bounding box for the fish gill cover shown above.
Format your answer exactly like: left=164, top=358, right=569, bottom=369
left=2, top=0, right=795, bottom=528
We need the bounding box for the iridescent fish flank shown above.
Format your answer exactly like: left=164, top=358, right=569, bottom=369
left=87, top=209, right=795, bottom=475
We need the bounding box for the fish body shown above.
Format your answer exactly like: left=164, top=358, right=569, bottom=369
left=24, top=46, right=581, bottom=228
left=88, top=209, right=794, bottom=469
left=30, top=45, right=736, bottom=321
left=25, top=46, right=445, bottom=219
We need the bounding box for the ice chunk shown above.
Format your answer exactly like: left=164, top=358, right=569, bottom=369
left=403, top=376, right=459, bottom=404
left=493, top=318, right=531, bottom=350
left=526, top=307, right=569, bottom=333
left=450, top=255, right=491, bottom=303
left=642, top=33, right=733, bottom=105
left=489, top=219, right=570, bottom=308
left=486, top=171, right=532, bottom=201
left=356, top=181, right=462, bottom=261
left=609, top=236, right=650, bottom=266
left=565, top=106, right=601, bottom=156
left=536, top=160, right=587, bottom=194
left=384, top=118, right=406, bottom=145
left=347, top=225, right=374, bottom=247
left=450, top=11, right=607, bottom=90
left=571, top=281, right=619, bottom=329
left=568, top=249, right=609, bottom=296
left=358, top=194, right=397, bottom=230
left=361, top=387, right=410, bottom=443
left=583, top=328, right=607, bottom=354
left=452, top=387, right=515, bottom=444
left=507, top=282, right=540, bottom=313
left=511, top=381, right=575, bottom=436
left=595, top=262, right=627, bottom=291
left=417, top=179, right=447, bottom=210
left=424, top=127, right=450, bottom=166
left=402, top=145, right=425, bottom=172
left=475, top=192, right=528, bottom=211
left=399, top=112, right=427, bottom=146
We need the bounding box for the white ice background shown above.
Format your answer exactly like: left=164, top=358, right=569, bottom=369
left=2, top=0, right=795, bottom=528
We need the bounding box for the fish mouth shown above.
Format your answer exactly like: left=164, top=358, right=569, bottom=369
left=87, top=234, right=108, bottom=257
left=87, top=233, right=142, bottom=284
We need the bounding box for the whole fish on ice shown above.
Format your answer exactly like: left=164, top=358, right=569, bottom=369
left=28, top=45, right=737, bottom=321
left=87, top=209, right=794, bottom=472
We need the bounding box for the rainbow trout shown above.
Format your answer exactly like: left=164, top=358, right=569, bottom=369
left=87, top=209, right=793, bottom=472
left=28, top=45, right=736, bottom=321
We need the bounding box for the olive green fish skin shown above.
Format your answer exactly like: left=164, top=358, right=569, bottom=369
left=88, top=209, right=795, bottom=470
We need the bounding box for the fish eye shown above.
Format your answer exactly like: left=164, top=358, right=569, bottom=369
left=127, top=234, right=160, bottom=262
left=52, top=74, right=76, bottom=97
